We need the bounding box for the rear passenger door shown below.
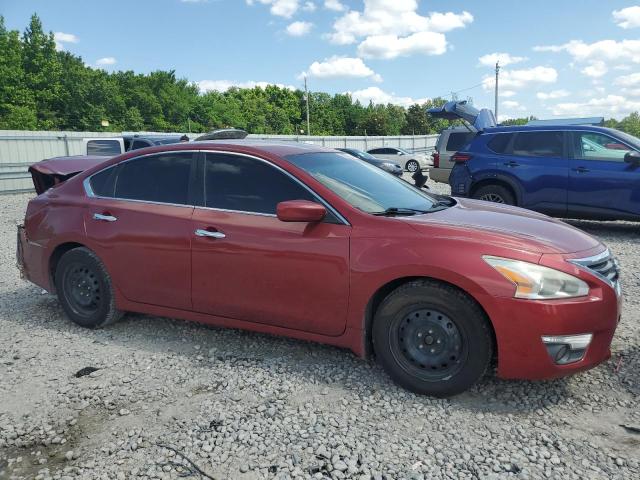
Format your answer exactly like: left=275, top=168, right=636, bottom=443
left=568, top=131, right=640, bottom=219
left=496, top=130, right=569, bottom=216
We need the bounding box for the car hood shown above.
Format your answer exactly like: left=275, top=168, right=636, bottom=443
left=404, top=197, right=601, bottom=254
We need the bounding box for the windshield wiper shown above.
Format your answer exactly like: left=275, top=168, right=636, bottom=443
left=372, top=207, right=431, bottom=216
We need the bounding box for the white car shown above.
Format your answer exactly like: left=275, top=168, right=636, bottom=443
left=366, top=147, right=432, bottom=173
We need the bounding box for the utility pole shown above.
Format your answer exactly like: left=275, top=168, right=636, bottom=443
left=494, top=61, right=500, bottom=119
left=304, top=75, right=311, bottom=136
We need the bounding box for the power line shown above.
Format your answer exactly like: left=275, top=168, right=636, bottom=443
left=431, top=82, right=485, bottom=102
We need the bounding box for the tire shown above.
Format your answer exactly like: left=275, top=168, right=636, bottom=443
left=472, top=184, right=515, bottom=205
left=405, top=159, right=420, bottom=173
left=372, top=280, right=493, bottom=397
left=54, top=247, right=123, bottom=329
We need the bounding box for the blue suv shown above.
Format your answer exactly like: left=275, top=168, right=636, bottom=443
left=429, top=101, right=640, bottom=221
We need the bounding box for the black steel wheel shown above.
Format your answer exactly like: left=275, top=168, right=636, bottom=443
left=55, top=247, right=122, bottom=328
left=372, top=280, right=493, bottom=397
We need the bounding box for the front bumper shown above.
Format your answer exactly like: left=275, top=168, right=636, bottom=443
left=481, top=249, right=621, bottom=380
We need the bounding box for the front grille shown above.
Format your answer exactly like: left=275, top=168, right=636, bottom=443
left=569, top=249, right=620, bottom=291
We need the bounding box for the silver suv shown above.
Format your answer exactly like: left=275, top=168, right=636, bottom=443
left=431, top=128, right=476, bottom=183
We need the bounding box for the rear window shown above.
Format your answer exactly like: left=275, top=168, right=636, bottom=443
left=445, top=132, right=475, bottom=151
left=512, top=131, right=564, bottom=157
left=86, top=140, right=122, bottom=156
left=487, top=133, right=514, bottom=154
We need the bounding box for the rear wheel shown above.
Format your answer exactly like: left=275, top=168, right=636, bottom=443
left=54, top=247, right=122, bottom=328
left=472, top=184, right=515, bottom=205
left=405, top=159, right=420, bottom=173
left=372, top=280, right=492, bottom=397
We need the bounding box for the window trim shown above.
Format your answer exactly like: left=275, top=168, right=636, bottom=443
left=84, top=150, right=350, bottom=225
left=199, top=151, right=350, bottom=225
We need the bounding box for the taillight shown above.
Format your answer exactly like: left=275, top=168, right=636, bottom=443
left=432, top=152, right=440, bottom=168
left=452, top=153, right=473, bottom=163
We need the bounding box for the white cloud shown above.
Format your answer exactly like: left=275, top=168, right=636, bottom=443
left=54, top=31, right=78, bottom=50
left=614, top=72, right=640, bottom=87
left=536, top=89, right=570, bottom=100
left=324, top=0, right=345, bottom=11
left=534, top=39, right=640, bottom=80
left=358, top=31, right=447, bottom=59
left=613, top=5, right=640, bottom=29
left=552, top=94, right=640, bottom=118
left=501, top=90, right=517, bottom=98
left=286, top=21, right=313, bottom=36
left=502, top=100, right=526, bottom=111
left=347, top=86, right=428, bottom=107
left=197, top=79, right=296, bottom=93
left=96, top=57, right=117, bottom=66
left=246, top=0, right=300, bottom=18
left=478, top=52, right=527, bottom=67
left=326, top=1, right=472, bottom=60
left=581, top=60, right=608, bottom=78
left=483, top=66, right=558, bottom=91
left=302, top=56, right=382, bottom=82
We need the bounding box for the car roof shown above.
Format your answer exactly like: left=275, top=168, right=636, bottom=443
left=484, top=125, right=621, bottom=135
left=186, top=139, right=333, bottom=156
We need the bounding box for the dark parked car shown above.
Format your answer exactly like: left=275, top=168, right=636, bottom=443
left=337, top=148, right=403, bottom=176
left=20, top=140, right=620, bottom=396
left=429, top=101, right=640, bottom=221
left=124, top=134, right=188, bottom=151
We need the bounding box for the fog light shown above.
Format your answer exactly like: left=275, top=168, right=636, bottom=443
left=541, top=333, right=592, bottom=365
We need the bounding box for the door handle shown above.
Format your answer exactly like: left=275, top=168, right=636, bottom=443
left=573, top=166, right=590, bottom=173
left=195, top=229, right=226, bottom=239
left=503, top=161, right=520, bottom=167
left=93, top=213, right=117, bottom=222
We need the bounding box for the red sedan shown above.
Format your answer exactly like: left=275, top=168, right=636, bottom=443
left=17, top=140, right=622, bottom=396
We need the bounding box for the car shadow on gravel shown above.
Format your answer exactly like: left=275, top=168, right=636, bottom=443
left=1, top=285, right=633, bottom=414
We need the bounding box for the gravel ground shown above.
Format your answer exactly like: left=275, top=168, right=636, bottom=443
left=1, top=184, right=638, bottom=480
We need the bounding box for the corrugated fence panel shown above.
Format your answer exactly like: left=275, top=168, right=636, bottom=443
left=0, top=130, right=439, bottom=193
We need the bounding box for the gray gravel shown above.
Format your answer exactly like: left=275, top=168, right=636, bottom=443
left=1, top=185, right=639, bottom=480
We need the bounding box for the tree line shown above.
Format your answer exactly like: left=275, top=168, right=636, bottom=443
left=1, top=14, right=639, bottom=138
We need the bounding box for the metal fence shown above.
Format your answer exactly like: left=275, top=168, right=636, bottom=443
left=0, top=130, right=439, bottom=194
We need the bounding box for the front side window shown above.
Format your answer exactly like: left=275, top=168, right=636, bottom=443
left=86, top=140, right=122, bottom=156
left=573, top=132, right=633, bottom=162
left=286, top=152, right=439, bottom=214
left=114, top=152, right=193, bottom=204
left=204, top=153, right=316, bottom=214
left=512, top=131, right=564, bottom=157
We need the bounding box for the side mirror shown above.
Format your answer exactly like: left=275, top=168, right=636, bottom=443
left=624, top=151, right=640, bottom=165
left=276, top=200, right=326, bottom=222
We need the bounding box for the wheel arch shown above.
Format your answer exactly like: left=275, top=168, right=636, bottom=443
left=363, top=276, right=497, bottom=363
left=49, top=241, right=88, bottom=292
left=470, top=176, right=521, bottom=206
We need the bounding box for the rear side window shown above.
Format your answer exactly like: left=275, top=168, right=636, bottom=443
left=487, top=133, right=514, bottom=154
left=89, top=167, right=117, bottom=197
left=369, top=148, right=395, bottom=155
left=86, top=140, right=122, bottom=156
left=445, top=132, right=475, bottom=152
left=130, top=140, right=150, bottom=150
left=114, top=153, right=193, bottom=204
left=204, top=153, right=316, bottom=214
left=512, top=131, right=564, bottom=157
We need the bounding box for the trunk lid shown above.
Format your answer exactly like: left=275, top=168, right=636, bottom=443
left=427, top=100, right=497, bottom=131
left=29, top=155, right=110, bottom=194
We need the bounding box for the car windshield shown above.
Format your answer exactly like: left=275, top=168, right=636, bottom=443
left=286, top=152, right=439, bottom=214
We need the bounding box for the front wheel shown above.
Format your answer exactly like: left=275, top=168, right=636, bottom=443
left=372, top=280, right=493, bottom=397
left=55, top=247, right=123, bottom=328
left=405, top=159, right=420, bottom=173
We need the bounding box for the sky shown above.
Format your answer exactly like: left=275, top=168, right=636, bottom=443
left=2, top=0, right=640, bottom=121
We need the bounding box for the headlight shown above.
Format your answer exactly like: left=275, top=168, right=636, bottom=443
left=380, top=162, right=398, bottom=172
left=483, top=256, right=589, bottom=300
